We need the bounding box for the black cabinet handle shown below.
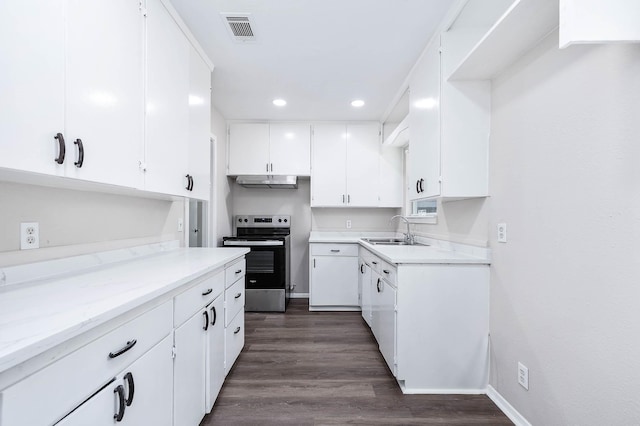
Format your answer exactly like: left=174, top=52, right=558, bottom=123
left=235, top=269, right=242, bottom=274
left=330, top=249, right=340, bottom=253
left=54, top=133, right=66, bottom=164
left=123, top=372, right=134, bottom=407
left=108, top=340, right=137, bottom=359
left=360, top=264, right=364, bottom=274
left=185, top=174, right=192, bottom=191
left=383, top=269, right=390, bottom=274
left=210, top=306, right=217, bottom=326
left=74, top=138, right=84, bottom=168
left=372, top=261, right=378, bottom=265
left=202, top=288, right=213, bottom=296
left=114, top=385, right=126, bottom=421
left=419, top=178, right=424, bottom=193
left=234, top=326, right=241, bottom=334
left=234, top=292, right=242, bottom=299
left=347, top=194, right=351, bottom=204
left=203, top=310, right=209, bottom=331
left=376, top=278, right=382, bottom=293
left=416, top=180, right=420, bottom=194
left=189, top=175, right=194, bottom=191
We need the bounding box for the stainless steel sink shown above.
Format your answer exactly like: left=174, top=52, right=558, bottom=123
left=361, top=238, right=428, bottom=246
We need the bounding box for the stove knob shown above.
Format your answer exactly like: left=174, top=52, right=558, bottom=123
left=278, top=218, right=282, bottom=223
left=238, top=218, right=242, bottom=222
left=284, top=218, right=288, bottom=223
left=244, top=218, right=248, bottom=222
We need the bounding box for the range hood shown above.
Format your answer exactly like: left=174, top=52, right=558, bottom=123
left=236, top=175, right=298, bottom=189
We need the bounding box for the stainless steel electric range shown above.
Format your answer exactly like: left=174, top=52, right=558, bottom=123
left=222, top=215, right=290, bottom=312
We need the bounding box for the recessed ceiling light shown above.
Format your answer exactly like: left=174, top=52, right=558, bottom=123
left=273, top=98, right=287, bottom=107
left=351, top=100, right=365, bottom=108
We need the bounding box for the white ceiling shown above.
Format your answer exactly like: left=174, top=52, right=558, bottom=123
left=170, top=0, right=457, bottom=122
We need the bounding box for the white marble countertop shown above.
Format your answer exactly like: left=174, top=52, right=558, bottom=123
left=309, top=231, right=490, bottom=265
left=0, top=247, right=248, bottom=376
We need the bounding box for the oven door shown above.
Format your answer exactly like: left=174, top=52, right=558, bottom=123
left=222, top=239, right=286, bottom=290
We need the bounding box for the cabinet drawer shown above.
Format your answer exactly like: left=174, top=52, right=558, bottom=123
left=0, top=301, right=172, bottom=426
left=174, top=269, right=224, bottom=327
left=225, top=278, right=245, bottom=327
left=379, top=260, right=397, bottom=286
left=310, top=243, right=358, bottom=257
left=225, top=311, right=244, bottom=375
left=225, top=258, right=246, bottom=289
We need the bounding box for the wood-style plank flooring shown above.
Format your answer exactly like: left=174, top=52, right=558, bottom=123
left=201, top=299, right=512, bottom=426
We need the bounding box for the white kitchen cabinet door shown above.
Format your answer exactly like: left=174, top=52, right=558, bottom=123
left=227, top=123, right=270, bottom=175
left=376, top=279, right=397, bottom=375
left=311, top=124, right=347, bottom=206
left=346, top=123, right=380, bottom=206
left=310, top=255, right=359, bottom=307
left=188, top=46, right=212, bottom=200
left=57, top=335, right=173, bottom=426
left=269, top=123, right=311, bottom=176
left=145, top=0, right=190, bottom=196
left=359, top=260, right=373, bottom=327
left=174, top=309, right=206, bottom=426
left=0, top=0, right=65, bottom=176
left=206, top=295, right=225, bottom=412
left=225, top=310, right=245, bottom=375
left=65, top=0, right=144, bottom=189
left=409, top=38, right=441, bottom=200
left=378, top=145, right=404, bottom=207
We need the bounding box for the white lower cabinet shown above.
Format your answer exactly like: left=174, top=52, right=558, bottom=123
left=224, top=264, right=246, bottom=375
left=359, top=259, right=373, bottom=327
left=360, top=247, right=489, bottom=393
left=57, top=335, right=173, bottom=426
left=225, top=309, right=245, bottom=375
left=205, top=296, right=225, bottom=412
left=309, top=243, right=359, bottom=310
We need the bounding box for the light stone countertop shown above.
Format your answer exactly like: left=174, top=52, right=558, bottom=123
left=0, top=247, right=249, bottom=376
left=309, top=231, right=490, bottom=265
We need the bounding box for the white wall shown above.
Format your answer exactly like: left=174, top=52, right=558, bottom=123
left=0, top=182, right=183, bottom=267
left=210, top=106, right=233, bottom=245
left=488, top=32, right=640, bottom=425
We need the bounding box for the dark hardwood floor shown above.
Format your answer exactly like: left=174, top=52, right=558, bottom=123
left=201, top=299, right=512, bottom=426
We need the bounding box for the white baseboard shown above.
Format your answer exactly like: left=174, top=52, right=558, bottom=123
left=486, top=385, right=532, bottom=426
left=289, top=292, right=309, bottom=299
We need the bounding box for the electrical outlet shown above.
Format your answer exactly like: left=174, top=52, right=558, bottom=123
left=497, top=223, right=507, bottom=243
left=518, top=362, right=529, bottom=390
left=177, top=218, right=184, bottom=232
left=346, top=220, right=352, bottom=229
left=20, top=222, right=40, bottom=250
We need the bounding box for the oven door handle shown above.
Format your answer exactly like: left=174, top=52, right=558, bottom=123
left=224, top=240, right=284, bottom=246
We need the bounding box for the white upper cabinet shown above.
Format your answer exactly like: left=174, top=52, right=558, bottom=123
left=145, top=0, right=191, bottom=197
left=187, top=46, right=212, bottom=200
left=0, top=0, right=145, bottom=189
left=227, top=122, right=311, bottom=176
left=559, top=0, right=640, bottom=48
left=409, top=39, right=441, bottom=201
left=65, top=0, right=145, bottom=188
left=227, top=123, right=270, bottom=175
left=311, top=123, right=380, bottom=207
left=378, top=145, right=404, bottom=208
left=269, top=123, right=311, bottom=176
left=0, top=0, right=65, bottom=177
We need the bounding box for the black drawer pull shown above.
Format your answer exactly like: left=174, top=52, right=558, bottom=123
left=234, top=326, right=241, bottom=334
left=234, top=292, right=242, bottom=299
left=202, top=288, right=213, bottom=296
left=372, top=261, right=378, bottom=265
left=360, top=264, right=364, bottom=274
left=330, top=249, right=340, bottom=253
left=376, top=278, right=382, bottom=293
left=383, top=269, right=390, bottom=274
left=185, top=174, right=192, bottom=191
left=109, top=340, right=137, bottom=359
left=54, top=133, right=66, bottom=164
left=123, top=372, right=134, bottom=406
left=235, top=269, right=242, bottom=274
left=114, top=385, right=126, bottom=421
left=74, top=138, right=84, bottom=168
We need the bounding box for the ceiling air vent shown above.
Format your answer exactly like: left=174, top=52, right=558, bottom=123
left=222, top=14, right=256, bottom=42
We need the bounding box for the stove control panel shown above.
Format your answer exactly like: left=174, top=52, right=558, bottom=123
left=234, top=215, right=291, bottom=228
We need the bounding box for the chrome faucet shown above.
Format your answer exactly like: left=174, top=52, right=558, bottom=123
left=389, top=215, right=414, bottom=245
